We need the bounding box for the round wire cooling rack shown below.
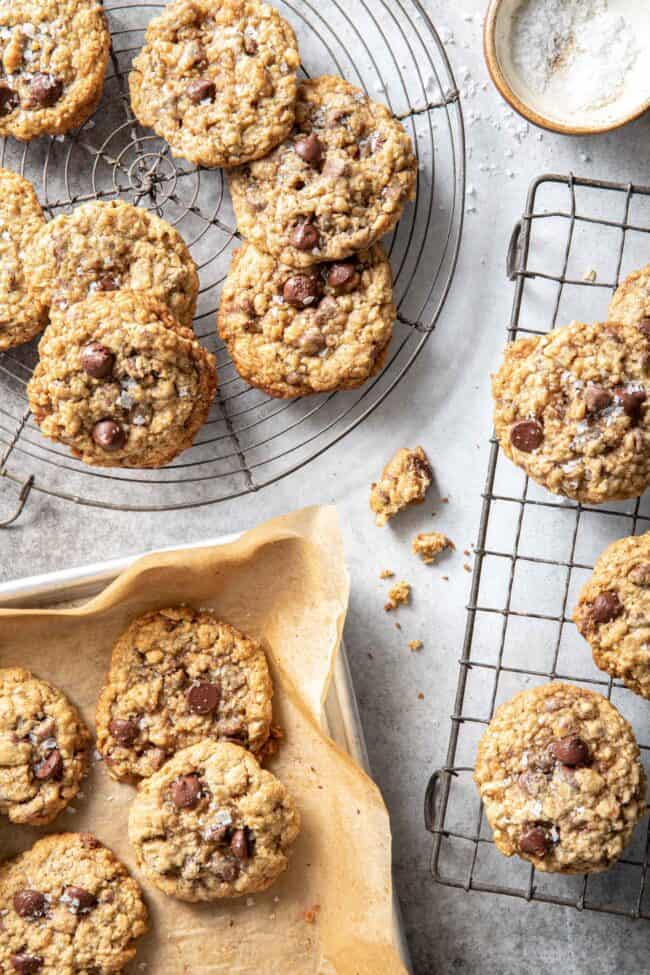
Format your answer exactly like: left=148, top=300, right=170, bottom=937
left=0, top=0, right=465, bottom=522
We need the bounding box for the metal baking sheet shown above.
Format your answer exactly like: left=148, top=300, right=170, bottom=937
left=0, top=535, right=412, bottom=972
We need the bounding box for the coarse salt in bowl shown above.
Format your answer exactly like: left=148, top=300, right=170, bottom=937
left=484, top=0, right=650, bottom=134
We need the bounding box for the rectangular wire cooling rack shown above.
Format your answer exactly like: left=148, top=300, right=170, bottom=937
left=426, top=173, right=650, bottom=921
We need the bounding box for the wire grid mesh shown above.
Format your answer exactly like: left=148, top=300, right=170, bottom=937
left=0, top=0, right=465, bottom=522
left=426, top=172, right=650, bottom=921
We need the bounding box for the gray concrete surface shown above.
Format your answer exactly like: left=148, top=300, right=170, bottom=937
left=1, top=1, right=650, bottom=972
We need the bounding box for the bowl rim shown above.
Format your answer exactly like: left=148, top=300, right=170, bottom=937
left=483, top=0, right=650, bottom=136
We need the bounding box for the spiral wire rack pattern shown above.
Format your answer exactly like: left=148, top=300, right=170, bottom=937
left=0, top=0, right=465, bottom=522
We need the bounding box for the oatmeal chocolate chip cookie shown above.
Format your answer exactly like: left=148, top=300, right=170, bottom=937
left=609, top=265, right=650, bottom=328
left=474, top=683, right=646, bottom=874
left=217, top=241, right=395, bottom=397
left=492, top=320, right=650, bottom=503
left=0, top=0, right=110, bottom=140
left=96, top=607, right=273, bottom=781
left=369, top=446, right=432, bottom=526
left=128, top=740, right=300, bottom=901
left=0, top=168, right=47, bottom=351
left=574, top=532, right=650, bottom=700
left=228, top=75, right=417, bottom=268
left=24, top=200, right=199, bottom=328
left=129, top=0, right=300, bottom=169
left=0, top=832, right=148, bottom=974
left=0, top=667, right=90, bottom=827
left=27, top=291, right=217, bottom=468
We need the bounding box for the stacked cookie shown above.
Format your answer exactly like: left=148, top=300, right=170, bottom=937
left=97, top=607, right=300, bottom=903
left=0, top=609, right=301, bottom=970
left=128, top=0, right=417, bottom=397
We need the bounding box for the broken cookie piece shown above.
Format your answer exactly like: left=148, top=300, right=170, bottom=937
left=412, top=531, right=455, bottom=565
left=384, top=581, right=411, bottom=611
left=370, top=446, right=433, bottom=526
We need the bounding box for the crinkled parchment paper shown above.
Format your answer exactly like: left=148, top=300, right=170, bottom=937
left=0, top=506, right=406, bottom=975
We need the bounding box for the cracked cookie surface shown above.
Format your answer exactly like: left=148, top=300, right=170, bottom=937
left=0, top=0, right=110, bottom=140
left=474, top=683, right=646, bottom=874
left=217, top=241, right=395, bottom=397
left=228, top=75, right=417, bottom=267
left=493, top=320, right=650, bottom=503
left=129, top=0, right=299, bottom=169
left=96, top=607, right=273, bottom=781
left=27, top=291, right=217, bottom=468
left=0, top=832, right=148, bottom=974
left=609, top=264, right=650, bottom=327
left=0, top=668, right=90, bottom=826
left=0, top=168, right=47, bottom=350
left=24, top=200, right=199, bottom=328
left=129, top=740, right=300, bottom=901
left=574, top=532, right=650, bottom=700
left=369, top=446, right=432, bottom=526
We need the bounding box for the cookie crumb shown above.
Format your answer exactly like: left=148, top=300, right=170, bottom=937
left=384, top=581, right=411, bottom=611
left=412, top=531, right=455, bottom=564
left=370, top=446, right=432, bottom=526
left=379, top=568, right=395, bottom=579
left=464, top=563, right=472, bottom=573
left=417, top=692, right=425, bottom=700
left=408, top=640, right=423, bottom=652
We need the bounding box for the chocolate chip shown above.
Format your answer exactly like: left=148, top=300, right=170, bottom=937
left=34, top=748, right=63, bottom=781
left=551, top=736, right=590, bottom=767
left=171, top=773, right=202, bottom=809
left=186, top=681, right=220, bottom=715
left=299, top=327, right=326, bottom=355
left=217, top=718, right=246, bottom=743
left=282, top=273, right=322, bottom=308
left=291, top=221, right=319, bottom=251
left=28, top=73, right=63, bottom=108
left=108, top=717, right=139, bottom=747
left=79, top=833, right=101, bottom=849
left=0, top=83, right=18, bottom=116
left=13, top=890, right=46, bottom=919
left=62, top=885, right=97, bottom=915
left=585, top=385, right=612, bottom=413
left=517, top=771, right=543, bottom=796
left=519, top=824, right=549, bottom=857
left=243, top=34, right=258, bottom=55
left=147, top=747, right=167, bottom=770
left=327, top=263, right=359, bottom=293
left=510, top=419, right=543, bottom=452
left=638, top=318, right=650, bottom=339
left=95, top=275, right=120, bottom=292
left=230, top=827, right=250, bottom=860
left=186, top=78, right=216, bottom=104
left=591, top=590, right=623, bottom=624
left=92, top=419, right=126, bottom=451
left=614, top=387, right=646, bottom=421
left=10, top=954, right=43, bottom=974
left=294, top=133, right=323, bottom=166
left=81, top=343, right=115, bottom=379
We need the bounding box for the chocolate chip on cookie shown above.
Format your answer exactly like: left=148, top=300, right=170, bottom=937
left=10, top=953, right=43, bottom=974
left=61, top=885, right=97, bottom=915
left=92, top=419, right=126, bottom=451
left=591, top=590, right=623, bottom=624
left=519, top=824, right=550, bottom=857
left=230, top=827, right=251, bottom=860
left=551, top=736, right=590, bottom=767
left=291, top=221, right=319, bottom=252
left=585, top=385, right=612, bottom=413
left=510, top=419, right=543, bottom=452
left=171, top=774, right=202, bottom=809
left=33, top=749, right=63, bottom=782
left=13, top=890, right=46, bottom=919
left=27, top=74, right=64, bottom=109
left=108, top=717, right=139, bottom=747
left=186, top=78, right=216, bottom=104
left=614, top=386, right=646, bottom=421
left=186, top=681, right=220, bottom=715
left=294, top=133, right=323, bottom=166
left=282, top=273, right=322, bottom=308
left=0, top=84, right=18, bottom=117
left=327, top=262, right=359, bottom=293
left=81, top=343, right=115, bottom=379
